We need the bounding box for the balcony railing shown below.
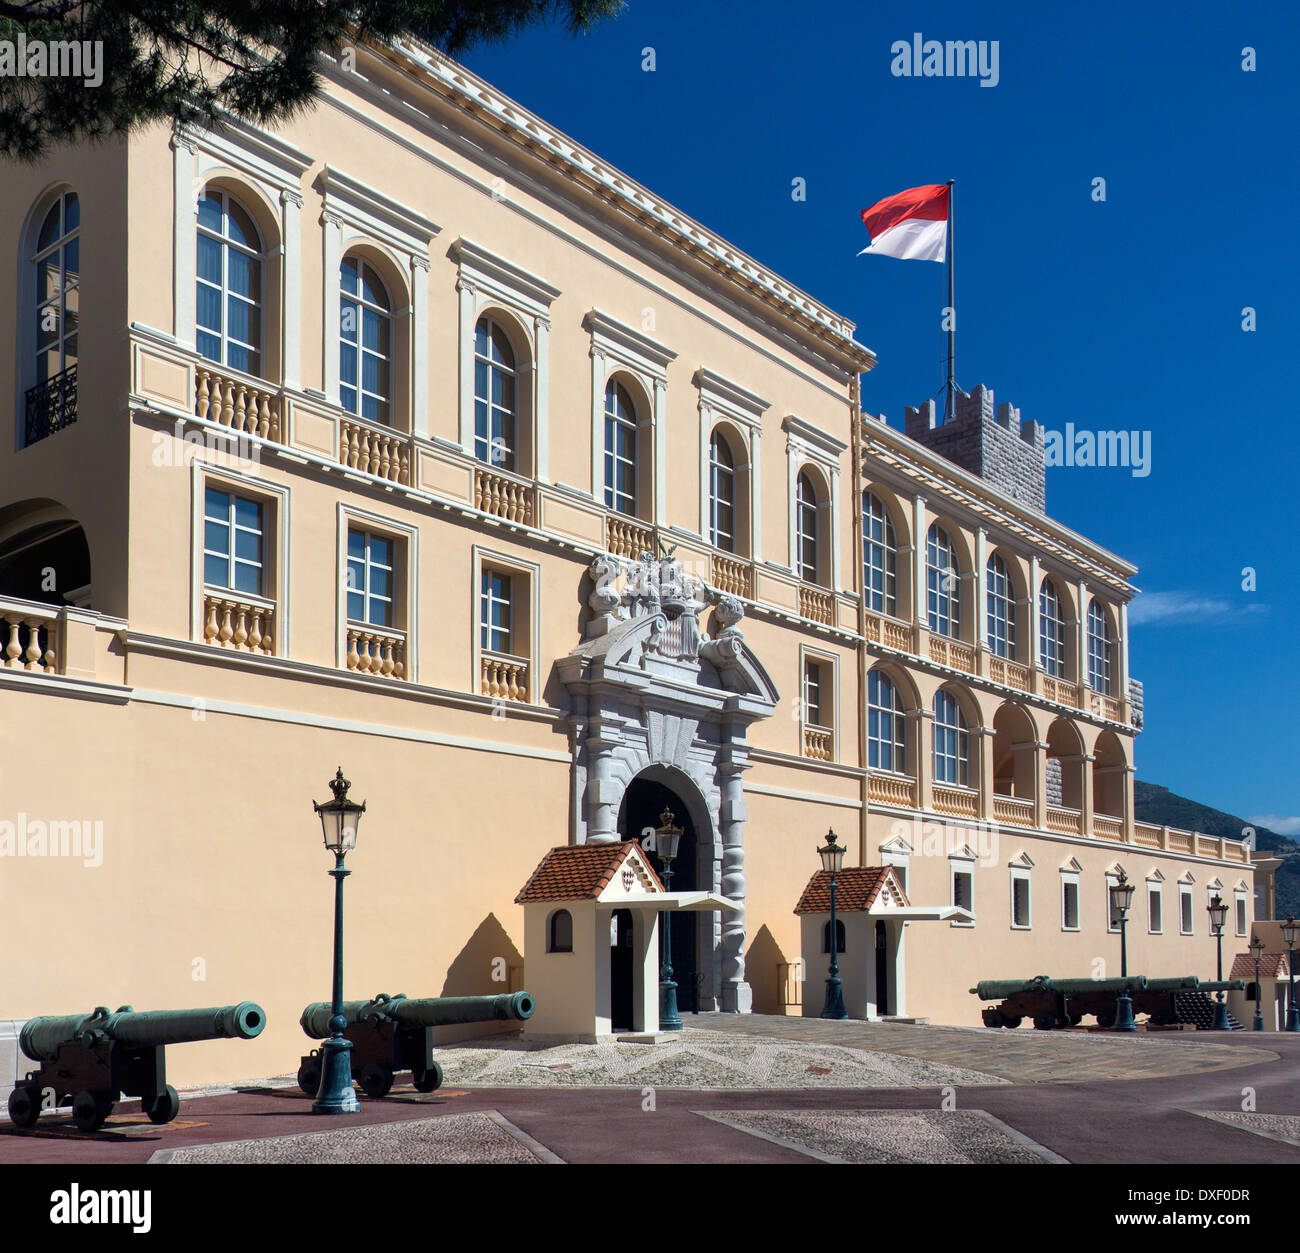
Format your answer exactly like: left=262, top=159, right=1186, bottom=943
left=341, top=419, right=410, bottom=485
left=24, top=365, right=77, bottom=446
left=992, top=794, right=1034, bottom=827
left=474, top=468, right=535, bottom=525
left=605, top=516, right=656, bottom=561
left=798, top=585, right=834, bottom=626
left=928, top=635, right=975, bottom=674
left=868, top=773, right=917, bottom=807
left=202, top=592, right=275, bottom=655
left=1039, top=673, right=1081, bottom=708
left=711, top=553, right=752, bottom=599
left=1092, top=814, right=1123, bottom=840
left=802, top=725, right=833, bottom=761
left=933, top=783, right=979, bottom=818
left=195, top=366, right=282, bottom=442
left=0, top=602, right=60, bottom=673
left=1046, top=805, right=1084, bottom=835
left=346, top=624, right=407, bottom=679
left=480, top=651, right=530, bottom=702
left=864, top=611, right=915, bottom=653
left=989, top=655, right=1030, bottom=692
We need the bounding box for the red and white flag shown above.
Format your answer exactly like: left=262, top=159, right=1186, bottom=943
left=858, top=183, right=949, bottom=262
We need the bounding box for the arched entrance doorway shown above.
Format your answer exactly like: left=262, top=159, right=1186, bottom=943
left=0, top=500, right=92, bottom=607
left=618, top=772, right=703, bottom=1014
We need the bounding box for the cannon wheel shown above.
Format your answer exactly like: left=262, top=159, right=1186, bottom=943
left=1002, top=1016, right=1022, bottom=1029
left=359, top=1063, right=394, bottom=1100
left=412, top=1061, right=443, bottom=1093
left=145, top=1085, right=180, bottom=1125
left=297, top=1058, right=322, bottom=1096
left=1032, top=1014, right=1057, bottom=1031
left=1096, top=1011, right=1117, bottom=1029
left=981, top=1009, right=1005, bottom=1029
left=6, top=1084, right=40, bottom=1129
left=72, top=1091, right=112, bottom=1133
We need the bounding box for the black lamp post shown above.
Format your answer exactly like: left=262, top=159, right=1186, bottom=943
left=1109, top=869, right=1137, bottom=1032
left=1249, top=934, right=1265, bottom=1032
left=1207, top=894, right=1231, bottom=1031
left=311, top=768, right=365, bottom=1114
left=655, top=807, right=683, bottom=1032
left=1283, top=916, right=1300, bottom=1032
left=818, top=829, right=848, bottom=1020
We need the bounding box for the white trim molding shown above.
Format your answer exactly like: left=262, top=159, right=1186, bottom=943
left=697, top=367, right=768, bottom=559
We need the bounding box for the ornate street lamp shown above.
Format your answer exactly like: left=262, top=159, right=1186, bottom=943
left=1249, top=935, right=1265, bottom=1032
left=1207, top=894, right=1231, bottom=1031
left=1283, top=916, right=1300, bottom=1032
left=1109, top=869, right=1137, bottom=1032
left=655, top=807, right=683, bottom=1032
left=311, top=768, right=366, bottom=1114
left=818, top=829, right=848, bottom=1020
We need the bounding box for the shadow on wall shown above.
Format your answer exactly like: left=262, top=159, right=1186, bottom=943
left=432, top=914, right=525, bottom=1044
left=746, top=925, right=789, bottom=1015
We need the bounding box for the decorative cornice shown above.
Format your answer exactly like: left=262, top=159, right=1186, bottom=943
left=584, top=309, right=676, bottom=378
left=696, top=367, right=769, bottom=427
left=452, top=237, right=561, bottom=311
left=784, top=413, right=848, bottom=461
left=317, top=165, right=441, bottom=252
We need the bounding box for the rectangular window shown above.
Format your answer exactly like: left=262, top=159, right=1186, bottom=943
left=1180, top=886, right=1194, bottom=935
left=1062, top=879, right=1080, bottom=930
left=1107, top=879, right=1122, bottom=932
left=1148, top=887, right=1163, bottom=934
left=802, top=658, right=825, bottom=727
left=203, top=487, right=264, bottom=596
left=604, top=414, right=637, bottom=515
left=1011, top=873, right=1031, bottom=929
left=952, top=867, right=973, bottom=917
left=347, top=530, right=394, bottom=628
left=1235, top=894, right=1248, bottom=937
left=480, top=568, right=514, bottom=654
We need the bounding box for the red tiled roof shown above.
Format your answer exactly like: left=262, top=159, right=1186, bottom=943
left=793, top=866, right=909, bottom=914
left=515, top=842, right=665, bottom=904
left=1230, top=952, right=1290, bottom=980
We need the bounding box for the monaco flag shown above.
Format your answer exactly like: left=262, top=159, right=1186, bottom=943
left=858, top=183, right=949, bottom=262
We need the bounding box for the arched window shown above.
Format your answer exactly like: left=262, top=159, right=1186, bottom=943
left=33, top=191, right=80, bottom=388
left=867, top=669, right=906, bottom=773
left=708, top=431, right=736, bottom=551
left=1087, top=598, right=1114, bottom=694
left=196, top=189, right=263, bottom=376
left=933, top=689, right=970, bottom=786
left=474, top=317, right=517, bottom=469
left=926, top=524, right=960, bottom=638
left=862, top=492, right=897, bottom=616
left=603, top=380, right=638, bottom=514
left=547, top=908, right=573, bottom=954
left=1039, top=578, right=1066, bottom=678
left=795, top=471, right=821, bottom=584
left=823, top=918, right=846, bottom=954
left=986, top=553, right=1017, bottom=659
left=340, top=257, right=392, bottom=425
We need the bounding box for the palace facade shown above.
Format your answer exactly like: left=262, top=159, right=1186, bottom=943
left=0, top=38, right=1258, bottom=1086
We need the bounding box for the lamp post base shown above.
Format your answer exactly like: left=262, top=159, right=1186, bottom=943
left=659, top=974, right=683, bottom=1031
left=1113, top=991, right=1137, bottom=1032
left=1211, top=995, right=1232, bottom=1032
left=312, top=1037, right=360, bottom=1114
left=1286, top=1006, right=1299, bottom=1033
left=1253, top=1012, right=1264, bottom=1031
left=820, top=976, right=848, bottom=1020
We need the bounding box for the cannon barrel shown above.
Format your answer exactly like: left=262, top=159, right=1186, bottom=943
left=971, top=976, right=1054, bottom=1001
left=300, top=992, right=535, bottom=1039
left=20, top=1002, right=266, bottom=1062
left=1143, top=976, right=1201, bottom=992
left=1051, top=976, right=1147, bottom=995
left=1197, top=980, right=1246, bottom=993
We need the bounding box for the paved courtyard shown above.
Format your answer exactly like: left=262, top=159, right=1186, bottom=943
left=2, top=1014, right=1296, bottom=1165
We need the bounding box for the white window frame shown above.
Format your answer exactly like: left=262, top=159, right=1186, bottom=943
left=866, top=667, right=907, bottom=774
left=783, top=414, right=845, bottom=591
left=1105, top=870, right=1122, bottom=933
left=799, top=645, right=839, bottom=759
left=1087, top=597, right=1114, bottom=695
left=1010, top=867, right=1032, bottom=930
left=472, top=545, right=540, bottom=706
left=986, top=552, right=1017, bottom=659
left=950, top=849, right=975, bottom=927
left=336, top=503, right=418, bottom=680
left=1179, top=882, right=1195, bottom=935
left=697, top=368, right=765, bottom=558
left=1039, top=577, right=1067, bottom=678
left=926, top=523, right=961, bottom=639
left=1148, top=881, right=1164, bottom=935
left=932, top=689, right=970, bottom=787
left=191, top=462, right=290, bottom=651
left=603, top=378, right=640, bottom=516
left=1234, top=889, right=1249, bottom=938
left=863, top=490, right=899, bottom=618
left=1061, top=868, right=1081, bottom=931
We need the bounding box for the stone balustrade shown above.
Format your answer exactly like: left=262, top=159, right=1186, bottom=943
left=711, top=553, right=751, bottom=599
left=798, top=585, right=834, bottom=625
left=992, top=794, right=1034, bottom=827
left=474, top=468, right=535, bottom=525
left=802, top=726, right=833, bottom=761
left=928, top=635, right=975, bottom=674
left=868, top=773, right=917, bottom=807
left=0, top=603, right=59, bottom=673
left=933, top=784, right=979, bottom=818
left=195, top=367, right=281, bottom=441
left=341, top=419, right=410, bottom=485
left=989, top=655, right=1030, bottom=692
left=606, top=516, right=655, bottom=560
left=202, top=593, right=275, bottom=655
left=1046, top=805, right=1084, bottom=835
left=346, top=625, right=406, bottom=679
left=480, top=651, right=530, bottom=702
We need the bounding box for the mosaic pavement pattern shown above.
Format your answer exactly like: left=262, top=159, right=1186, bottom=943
left=155, top=1112, right=550, bottom=1164
left=431, top=1029, right=1008, bottom=1090
left=699, top=1109, right=1062, bottom=1164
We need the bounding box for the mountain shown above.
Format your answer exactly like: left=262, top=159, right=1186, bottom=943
left=1134, top=781, right=1300, bottom=918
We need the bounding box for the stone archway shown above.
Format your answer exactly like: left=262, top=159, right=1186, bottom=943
left=556, top=552, right=778, bottom=1012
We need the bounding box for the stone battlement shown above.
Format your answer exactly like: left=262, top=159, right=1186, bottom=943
left=897, top=384, right=1047, bottom=512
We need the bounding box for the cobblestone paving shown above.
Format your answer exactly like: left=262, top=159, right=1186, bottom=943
left=701, top=1109, right=1061, bottom=1164
left=155, top=1112, right=547, bottom=1164
left=690, top=1014, right=1278, bottom=1084
left=432, top=1029, right=1006, bottom=1090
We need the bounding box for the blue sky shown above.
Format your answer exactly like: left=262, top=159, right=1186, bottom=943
left=462, top=0, right=1298, bottom=830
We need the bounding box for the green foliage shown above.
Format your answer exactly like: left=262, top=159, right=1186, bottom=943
left=0, top=1, right=624, bottom=159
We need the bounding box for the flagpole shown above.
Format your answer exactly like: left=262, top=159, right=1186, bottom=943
left=945, top=178, right=955, bottom=420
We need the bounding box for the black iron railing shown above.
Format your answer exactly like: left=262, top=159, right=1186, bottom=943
left=24, top=365, right=77, bottom=446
